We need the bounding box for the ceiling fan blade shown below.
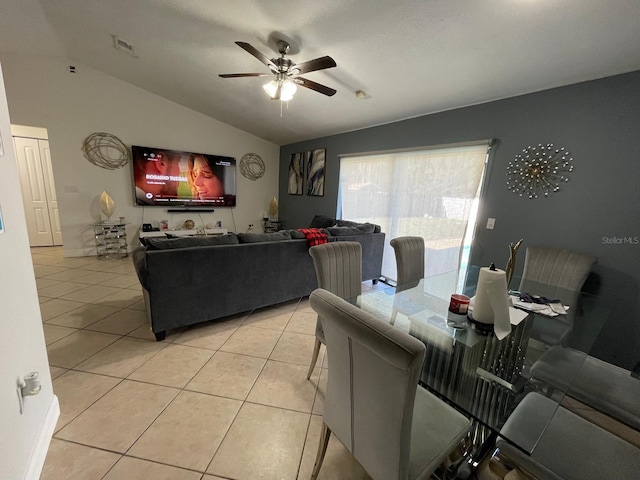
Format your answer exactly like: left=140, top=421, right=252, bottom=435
left=219, top=73, right=272, bottom=78
left=295, top=77, right=337, bottom=96
left=293, top=56, right=337, bottom=75
left=235, top=41, right=277, bottom=70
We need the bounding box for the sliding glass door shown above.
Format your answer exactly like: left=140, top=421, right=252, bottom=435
left=338, top=142, right=490, bottom=282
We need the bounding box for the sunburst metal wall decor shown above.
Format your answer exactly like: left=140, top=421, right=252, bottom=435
left=506, top=143, right=573, bottom=199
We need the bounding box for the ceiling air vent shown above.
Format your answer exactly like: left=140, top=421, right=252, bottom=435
left=112, top=35, right=137, bottom=58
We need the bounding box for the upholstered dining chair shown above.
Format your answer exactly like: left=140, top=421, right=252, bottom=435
left=530, top=346, right=640, bottom=432
left=496, top=392, right=640, bottom=480
left=308, top=289, right=471, bottom=480
left=306, top=241, right=362, bottom=379
left=390, top=236, right=425, bottom=292
left=389, top=236, right=425, bottom=326
left=518, top=246, right=596, bottom=346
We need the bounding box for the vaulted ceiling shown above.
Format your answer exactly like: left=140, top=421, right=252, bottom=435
left=1, top=0, right=639, bottom=145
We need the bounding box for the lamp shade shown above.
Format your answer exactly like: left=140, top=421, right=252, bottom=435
left=263, top=79, right=297, bottom=101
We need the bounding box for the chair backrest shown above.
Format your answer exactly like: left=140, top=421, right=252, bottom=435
left=309, top=288, right=426, bottom=480
left=390, top=236, right=425, bottom=291
left=518, top=246, right=596, bottom=296
left=309, top=241, right=362, bottom=299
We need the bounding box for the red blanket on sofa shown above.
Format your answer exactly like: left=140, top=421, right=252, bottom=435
left=296, top=228, right=329, bottom=247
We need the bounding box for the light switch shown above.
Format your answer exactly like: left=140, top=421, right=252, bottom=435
left=486, top=218, right=496, bottom=230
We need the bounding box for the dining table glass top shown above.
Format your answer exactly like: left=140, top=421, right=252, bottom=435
left=350, top=266, right=614, bottom=455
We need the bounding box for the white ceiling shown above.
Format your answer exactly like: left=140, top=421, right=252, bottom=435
left=1, top=0, right=640, bottom=145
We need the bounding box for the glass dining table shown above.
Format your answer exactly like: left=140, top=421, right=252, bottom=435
left=349, top=266, right=614, bottom=472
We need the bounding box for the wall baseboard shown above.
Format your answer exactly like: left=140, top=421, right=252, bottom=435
left=24, top=395, right=59, bottom=480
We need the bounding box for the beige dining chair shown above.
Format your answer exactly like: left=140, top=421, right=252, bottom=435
left=518, top=246, right=596, bottom=346
left=308, top=288, right=471, bottom=480
left=306, top=241, right=362, bottom=379
left=390, top=236, right=425, bottom=292
left=496, top=391, right=640, bottom=480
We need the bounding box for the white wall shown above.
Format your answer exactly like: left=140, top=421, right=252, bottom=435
left=0, top=61, right=57, bottom=480
left=0, top=52, right=280, bottom=256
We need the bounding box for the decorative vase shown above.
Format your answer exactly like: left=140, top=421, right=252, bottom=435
left=100, top=191, right=115, bottom=221
left=268, top=196, right=279, bottom=221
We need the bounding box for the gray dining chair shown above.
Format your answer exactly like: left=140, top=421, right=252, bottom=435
left=496, top=391, right=640, bottom=480
left=530, top=346, right=640, bottom=431
left=306, top=241, right=362, bottom=379
left=308, top=288, right=471, bottom=480
left=390, top=236, right=425, bottom=291
left=389, top=236, right=425, bottom=326
left=518, top=246, right=596, bottom=346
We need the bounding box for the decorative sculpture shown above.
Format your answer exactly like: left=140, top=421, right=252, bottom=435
left=268, top=196, right=279, bottom=221
left=99, top=191, right=115, bottom=221
left=505, top=239, right=523, bottom=287
left=239, top=153, right=265, bottom=181
left=506, top=144, right=573, bottom=199
left=83, top=133, right=130, bottom=170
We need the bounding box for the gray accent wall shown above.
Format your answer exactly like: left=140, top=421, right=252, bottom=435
left=280, top=70, right=640, bottom=369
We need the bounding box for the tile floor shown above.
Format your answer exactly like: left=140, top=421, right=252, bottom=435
left=35, top=246, right=378, bottom=480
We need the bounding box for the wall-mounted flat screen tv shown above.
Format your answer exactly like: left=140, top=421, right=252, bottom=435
left=132, top=145, right=236, bottom=207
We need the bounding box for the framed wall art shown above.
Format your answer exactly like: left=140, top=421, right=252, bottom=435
left=305, top=148, right=326, bottom=197
left=288, top=152, right=304, bottom=195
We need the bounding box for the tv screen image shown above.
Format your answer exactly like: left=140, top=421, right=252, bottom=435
left=131, top=145, right=236, bottom=207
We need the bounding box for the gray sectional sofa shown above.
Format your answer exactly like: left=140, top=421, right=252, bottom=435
left=133, top=221, right=385, bottom=340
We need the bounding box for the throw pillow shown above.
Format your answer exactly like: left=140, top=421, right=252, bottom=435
left=238, top=231, right=292, bottom=243
left=144, top=233, right=239, bottom=250
left=288, top=230, right=307, bottom=239
left=336, top=219, right=381, bottom=233
left=326, top=224, right=375, bottom=236
left=309, top=214, right=336, bottom=229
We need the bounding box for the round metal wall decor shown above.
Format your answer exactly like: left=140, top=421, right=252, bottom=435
left=82, top=132, right=130, bottom=170
left=239, top=153, right=265, bottom=181
left=506, top=143, right=573, bottom=199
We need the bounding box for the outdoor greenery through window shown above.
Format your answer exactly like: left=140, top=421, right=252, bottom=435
left=338, top=143, right=490, bottom=283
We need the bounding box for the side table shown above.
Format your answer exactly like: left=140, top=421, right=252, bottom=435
left=263, top=220, right=282, bottom=233
left=91, top=222, right=128, bottom=259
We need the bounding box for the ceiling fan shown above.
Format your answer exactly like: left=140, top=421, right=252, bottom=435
left=219, top=40, right=337, bottom=101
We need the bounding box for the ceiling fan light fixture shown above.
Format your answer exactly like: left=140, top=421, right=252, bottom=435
left=263, top=78, right=297, bottom=101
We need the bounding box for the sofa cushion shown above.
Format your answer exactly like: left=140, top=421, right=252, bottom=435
left=238, top=231, right=292, bottom=243
left=309, top=214, right=336, bottom=229
left=289, top=230, right=307, bottom=239
left=327, top=224, right=376, bottom=236
left=143, top=233, right=239, bottom=250
left=336, top=219, right=382, bottom=233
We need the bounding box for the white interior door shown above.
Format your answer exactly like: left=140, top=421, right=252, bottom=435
left=38, top=140, right=63, bottom=245
left=13, top=137, right=62, bottom=246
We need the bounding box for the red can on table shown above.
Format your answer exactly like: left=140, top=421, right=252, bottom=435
left=449, top=294, right=470, bottom=315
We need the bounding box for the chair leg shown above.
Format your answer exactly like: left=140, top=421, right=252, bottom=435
left=311, top=422, right=331, bottom=480
left=307, top=338, right=322, bottom=379
left=390, top=309, right=398, bottom=326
